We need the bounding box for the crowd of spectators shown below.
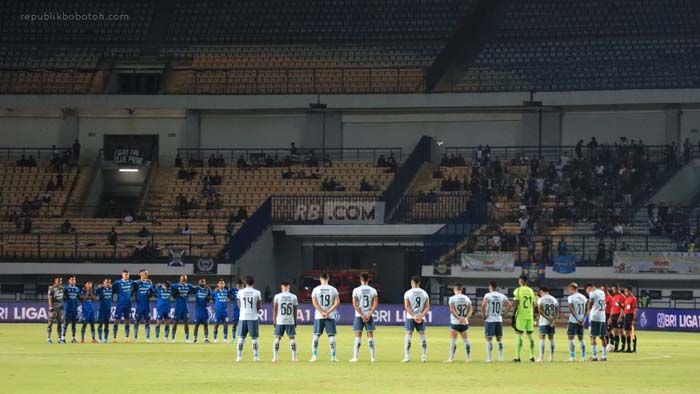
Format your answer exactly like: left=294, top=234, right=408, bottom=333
left=443, top=137, right=687, bottom=264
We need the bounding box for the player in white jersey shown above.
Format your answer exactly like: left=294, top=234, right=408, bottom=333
left=310, top=272, right=340, bottom=362
left=272, top=281, right=299, bottom=362
left=586, top=283, right=608, bottom=361
left=481, top=280, right=512, bottom=363
left=536, top=286, right=559, bottom=362
left=402, top=276, right=430, bottom=363
left=236, top=276, right=262, bottom=362
left=566, top=282, right=588, bottom=362
left=350, top=272, right=379, bottom=363
left=444, top=283, right=473, bottom=363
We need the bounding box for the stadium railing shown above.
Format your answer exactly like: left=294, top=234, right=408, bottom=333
left=443, top=144, right=676, bottom=163
left=176, top=147, right=403, bottom=164
left=0, top=146, right=71, bottom=161
left=0, top=231, right=228, bottom=262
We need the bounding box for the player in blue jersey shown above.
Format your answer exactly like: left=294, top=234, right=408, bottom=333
left=230, top=277, right=242, bottom=341
left=62, top=275, right=81, bottom=343
left=193, top=278, right=212, bottom=343
left=79, top=281, right=98, bottom=343
left=133, top=269, right=154, bottom=342
left=112, top=269, right=135, bottom=342
left=96, top=278, right=113, bottom=343
left=154, top=280, right=173, bottom=342
left=212, top=279, right=232, bottom=343
left=171, top=275, right=195, bottom=343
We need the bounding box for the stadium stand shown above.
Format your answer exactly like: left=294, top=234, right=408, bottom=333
left=447, top=0, right=700, bottom=92
left=428, top=141, right=682, bottom=265
left=145, top=155, right=397, bottom=218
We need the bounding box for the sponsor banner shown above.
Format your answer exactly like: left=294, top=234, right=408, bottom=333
left=460, top=253, right=515, bottom=272
left=553, top=255, right=576, bottom=274
left=323, top=201, right=385, bottom=224
left=613, top=252, right=700, bottom=275
left=0, top=302, right=451, bottom=325
left=637, top=308, right=700, bottom=332
left=113, top=149, right=144, bottom=166
left=291, top=201, right=385, bottom=224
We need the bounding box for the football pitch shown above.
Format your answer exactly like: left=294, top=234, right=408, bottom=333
left=1, top=324, right=697, bottom=394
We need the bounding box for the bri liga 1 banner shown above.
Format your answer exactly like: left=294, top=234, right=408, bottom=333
left=0, top=301, right=451, bottom=325
left=636, top=308, right=700, bottom=332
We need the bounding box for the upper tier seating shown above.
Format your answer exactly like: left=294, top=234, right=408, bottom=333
left=167, top=0, right=473, bottom=43
left=449, top=0, right=700, bottom=92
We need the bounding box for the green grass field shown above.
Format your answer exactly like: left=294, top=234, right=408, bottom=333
left=0, top=324, right=697, bottom=394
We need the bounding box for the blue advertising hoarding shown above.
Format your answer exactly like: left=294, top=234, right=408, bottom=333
left=0, top=301, right=452, bottom=326
left=637, top=308, right=700, bottom=332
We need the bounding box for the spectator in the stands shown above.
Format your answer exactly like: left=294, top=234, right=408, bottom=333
left=387, top=153, right=398, bottom=168
left=107, top=227, right=118, bottom=246
left=206, top=196, right=222, bottom=210
left=557, top=237, right=568, bottom=256
left=207, top=220, right=216, bottom=242
left=539, top=237, right=551, bottom=263
left=322, top=177, right=345, bottom=192
left=72, top=140, right=81, bottom=161
left=225, top=222, right=235, bottom=242
left=237, top=155, right=248, bottom=169
left=181, top=224, right=192, bottom=235
left=41, top=192, right=52, bottom=205
left=359, top=178, right=377, bottom=192
left=612, top=222, right=624, bottom=238
left=46, top=178, right=56, bottom=192
left=232, top=206, right=248, bottom=222
left=290, top=142, right=298, bottom=156
left=26, top=155, right=37, bottom=167
left=20, top=215, right=32, bottom=234
left=30, top=195, right=43, bottom=211
left=175, top=153, right=183, bottom=168
left=377, top=155, right=387, bottom=167
left=527, top=237, right=537, bottom=262
left=595, top=240, right=607, bottom=265
left=305, top=151, right=319, bottom=167
left=60, top=220, right=75, bottom=234
left=202, top=170, right=221, bottom=186
left=56, top=173, right=64, bottom=190
left=208, top=154, right=218, bottom=167
left=137, top=226, right=151, bottom=238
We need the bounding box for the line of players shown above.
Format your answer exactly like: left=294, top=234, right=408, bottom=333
left=46, top=270, right=638, bottom=363
left=47, top=269, right=241, bottom=344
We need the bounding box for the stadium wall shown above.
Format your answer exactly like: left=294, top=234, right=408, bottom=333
left=2, top=91, right=700, bottom=162
left=561, top=110, right=668, bottom=145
